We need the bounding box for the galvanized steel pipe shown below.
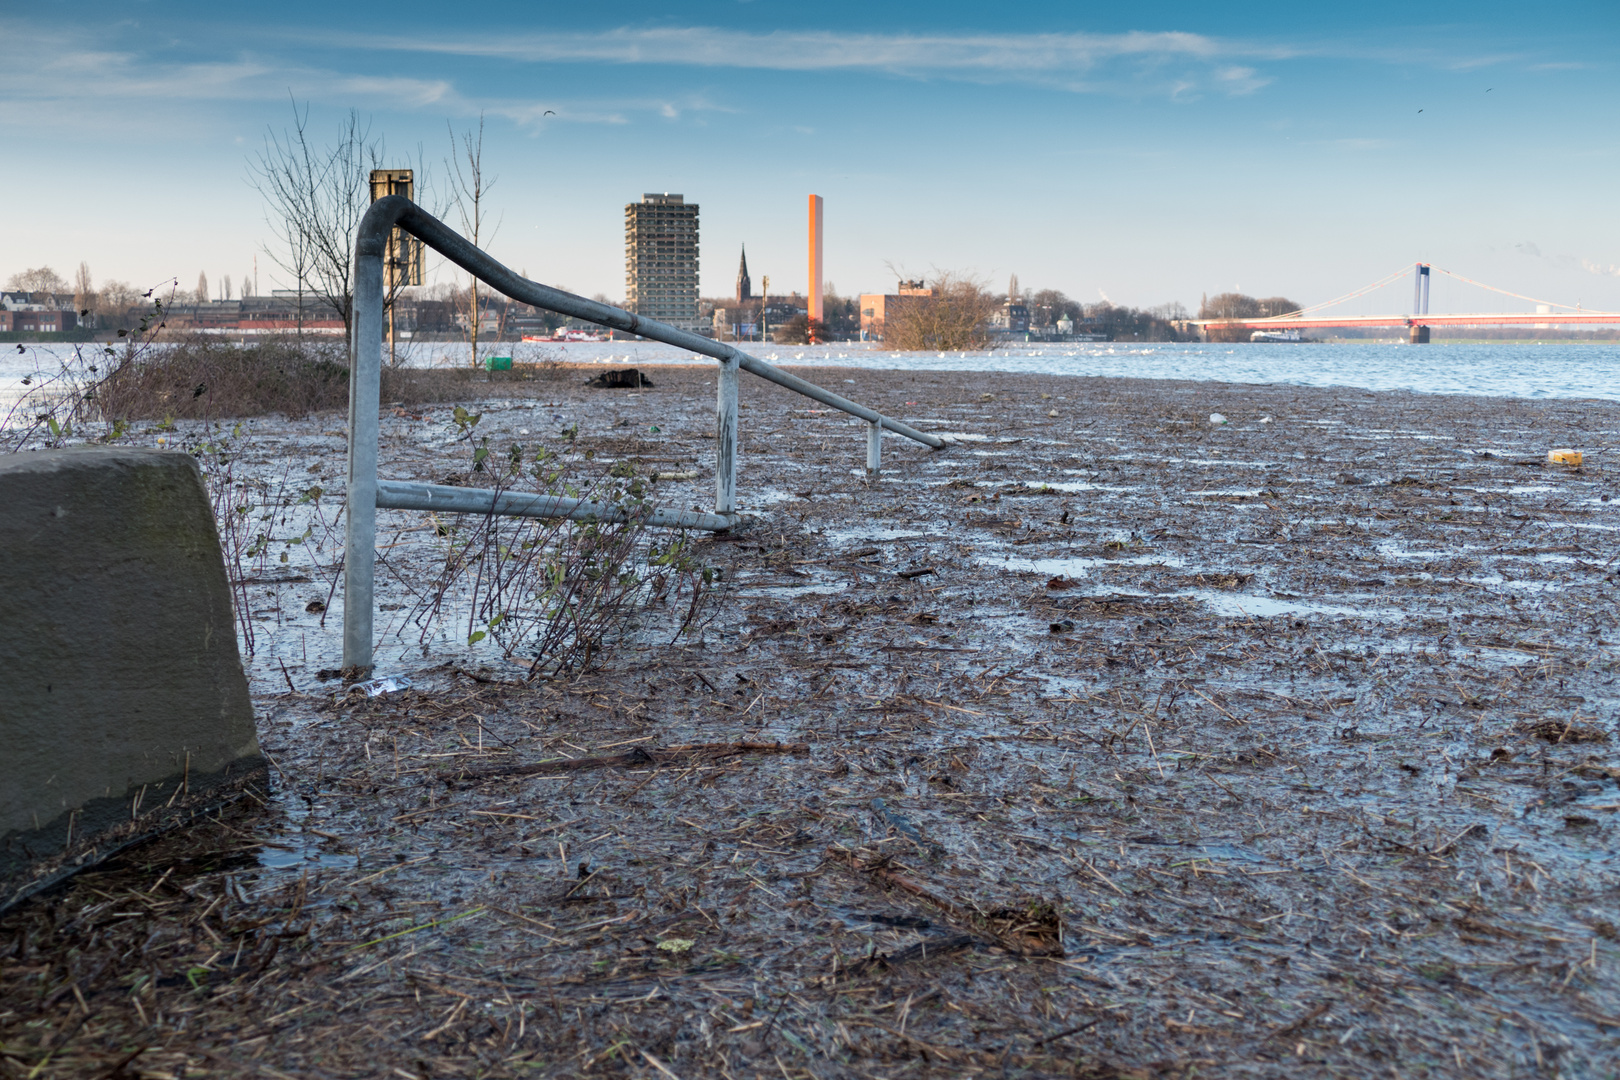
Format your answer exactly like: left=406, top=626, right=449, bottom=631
left=376, top=480, right=738, bottom=532
left=345, top=195, right=950, bottom=670
left=362, top=196, right=946, bottom=449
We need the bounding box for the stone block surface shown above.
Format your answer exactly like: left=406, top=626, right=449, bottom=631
left=0, top=447, right=263, bottom=909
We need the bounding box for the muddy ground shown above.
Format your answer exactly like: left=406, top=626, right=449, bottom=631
left=3, top=364, right=1619, bottom=1079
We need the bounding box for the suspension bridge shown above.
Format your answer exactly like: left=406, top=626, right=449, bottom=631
left=1191, top=262, right=1620, bottom=343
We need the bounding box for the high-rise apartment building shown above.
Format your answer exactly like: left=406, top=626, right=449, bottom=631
left=624, top=193, right=699, bottom=331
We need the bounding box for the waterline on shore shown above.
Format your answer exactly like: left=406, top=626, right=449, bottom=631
left=9, top=340, right=1620, bottom=406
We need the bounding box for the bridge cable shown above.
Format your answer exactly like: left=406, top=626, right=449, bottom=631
left=1430, top=267, right=1617, bottom=315
left=1250, top=263, right=1416, bottom=321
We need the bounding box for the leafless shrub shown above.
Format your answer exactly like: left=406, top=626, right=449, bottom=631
left=92, top=335, right=350, bottom=421
left=880, top=271, right=999, bottom=351
left=81, top=336, right=585, bottom=423
left=405, top=412, right=717, bottom=674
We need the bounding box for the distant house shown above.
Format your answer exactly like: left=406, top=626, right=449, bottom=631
left=1, top=291, right=71, bottom=313
left=2, top=310, right=77, bottom=332
left=990, top=300, right=1030, bottom=334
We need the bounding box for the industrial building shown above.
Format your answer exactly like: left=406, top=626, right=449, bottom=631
left=624, top=193, right=701, bottom=332
left=857, top=279, right=936, bottom=340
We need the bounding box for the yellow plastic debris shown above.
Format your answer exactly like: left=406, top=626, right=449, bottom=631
left=657, top=938, right=695, bottom=954
left=1548, top=449, right=1583, bottom=466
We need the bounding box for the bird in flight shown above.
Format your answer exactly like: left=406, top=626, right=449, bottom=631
left=544, top=109, right=556, bottom=115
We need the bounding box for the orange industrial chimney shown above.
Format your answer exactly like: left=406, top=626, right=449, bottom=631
left=807, top=194, right=823, bottom=341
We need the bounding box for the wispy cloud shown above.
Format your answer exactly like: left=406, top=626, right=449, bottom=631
left=333, top=26, right=1298, bottom=98
left=0, top=17, right=1577, bottom=138
left=0, top=21, right=708, bottom=135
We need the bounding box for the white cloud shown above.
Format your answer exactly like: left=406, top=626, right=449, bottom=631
left=332, top=26, right=1299, bottom=99
left=1213, top=66, right=1272, bottom=95
left=0, top=21, right=713, bottom=135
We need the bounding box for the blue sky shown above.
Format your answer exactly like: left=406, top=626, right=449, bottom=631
left=4, top=0, right=1619, bottom=313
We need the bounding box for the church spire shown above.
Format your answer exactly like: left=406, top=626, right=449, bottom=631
left=736, top=245, right=752, bottom=303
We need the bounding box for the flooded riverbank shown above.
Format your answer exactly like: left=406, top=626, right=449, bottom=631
left=10, top=339, right=1620, bottom=407
left=2, top=365, right=1616, bottom=1077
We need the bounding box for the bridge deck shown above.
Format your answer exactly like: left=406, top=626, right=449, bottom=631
left=1195, top=312, right=1620, bottom=329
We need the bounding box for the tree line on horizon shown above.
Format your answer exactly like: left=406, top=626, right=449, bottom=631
left=1196, top=292, right=1303, bottom=343
left=705, top=278, right=1201, bottom=348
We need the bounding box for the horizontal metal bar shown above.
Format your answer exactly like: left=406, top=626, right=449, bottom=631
left=369, top=197, right=946, bottom=450
left=376, top=479, right=739, bottom=532
left=732, top=356, right=944, bottom=448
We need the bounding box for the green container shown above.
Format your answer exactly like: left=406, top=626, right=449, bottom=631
left=485, top=355, right=513, bottom=371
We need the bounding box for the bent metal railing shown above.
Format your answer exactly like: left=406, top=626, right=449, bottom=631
left=344, top=195, right=945, bottom=671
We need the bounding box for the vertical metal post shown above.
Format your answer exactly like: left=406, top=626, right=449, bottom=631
left=343, top=245, right=385, bottom=672
left=386, top=255, right=396, bottom=369
left=867, top=419, right=882, bottom=474
left=715, top=355, right=739, bottom=516
left=1413, top=262, right=1422, bottom=316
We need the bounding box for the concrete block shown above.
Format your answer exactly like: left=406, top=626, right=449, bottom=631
left=0, top=447, right=263, bottom=909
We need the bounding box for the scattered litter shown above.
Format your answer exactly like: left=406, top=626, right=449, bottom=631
left=1209, top=413, right=1228, bottom=425
left=350, top=676, right=414, bottom=697
left=1049, top=618, right=1076, bottom=633
left=484, top=356, right=513, bottom=371
left=656, top=938, right=695, bottom=954
left=1548, top=448, right=1583, bottom=466
left=1259, top=415, right=1273, bottom=423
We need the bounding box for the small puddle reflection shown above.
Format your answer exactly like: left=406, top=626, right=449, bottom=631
left=826, top=527, right=939, bottom=544
left=1033, top=479, right=1137, bottom=493
left=1191, top=590, right=1405, bottom=620
left=258, top=790, right=359, bottom=873
left=985, top=554, right=1186, bottom=577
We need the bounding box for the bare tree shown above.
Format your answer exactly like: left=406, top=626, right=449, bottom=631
left=98, top=280, right=139, bottom=312
left=1197, top=292, right=1299, bottom=340
left=880, top=271, right=999, bottom=351
left=73, top=262, right=95, bottom=320
left=223, top=274, right=233, bottom=300
left=6, top=267, right=66, bottom=293
left=1255, top=295, right=1301, bottom=317
left=250, top=100, right=391, bottom=345
left=446, top=114, right=501, bottom=368
left=196, top=271, right=209, bottom=304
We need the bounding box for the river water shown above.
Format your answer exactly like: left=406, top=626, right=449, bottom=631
left=6, top=339, right=1620, bottom=408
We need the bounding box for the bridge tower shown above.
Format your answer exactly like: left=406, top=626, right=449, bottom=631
left=1410, top=263, right=1431, bottom=344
